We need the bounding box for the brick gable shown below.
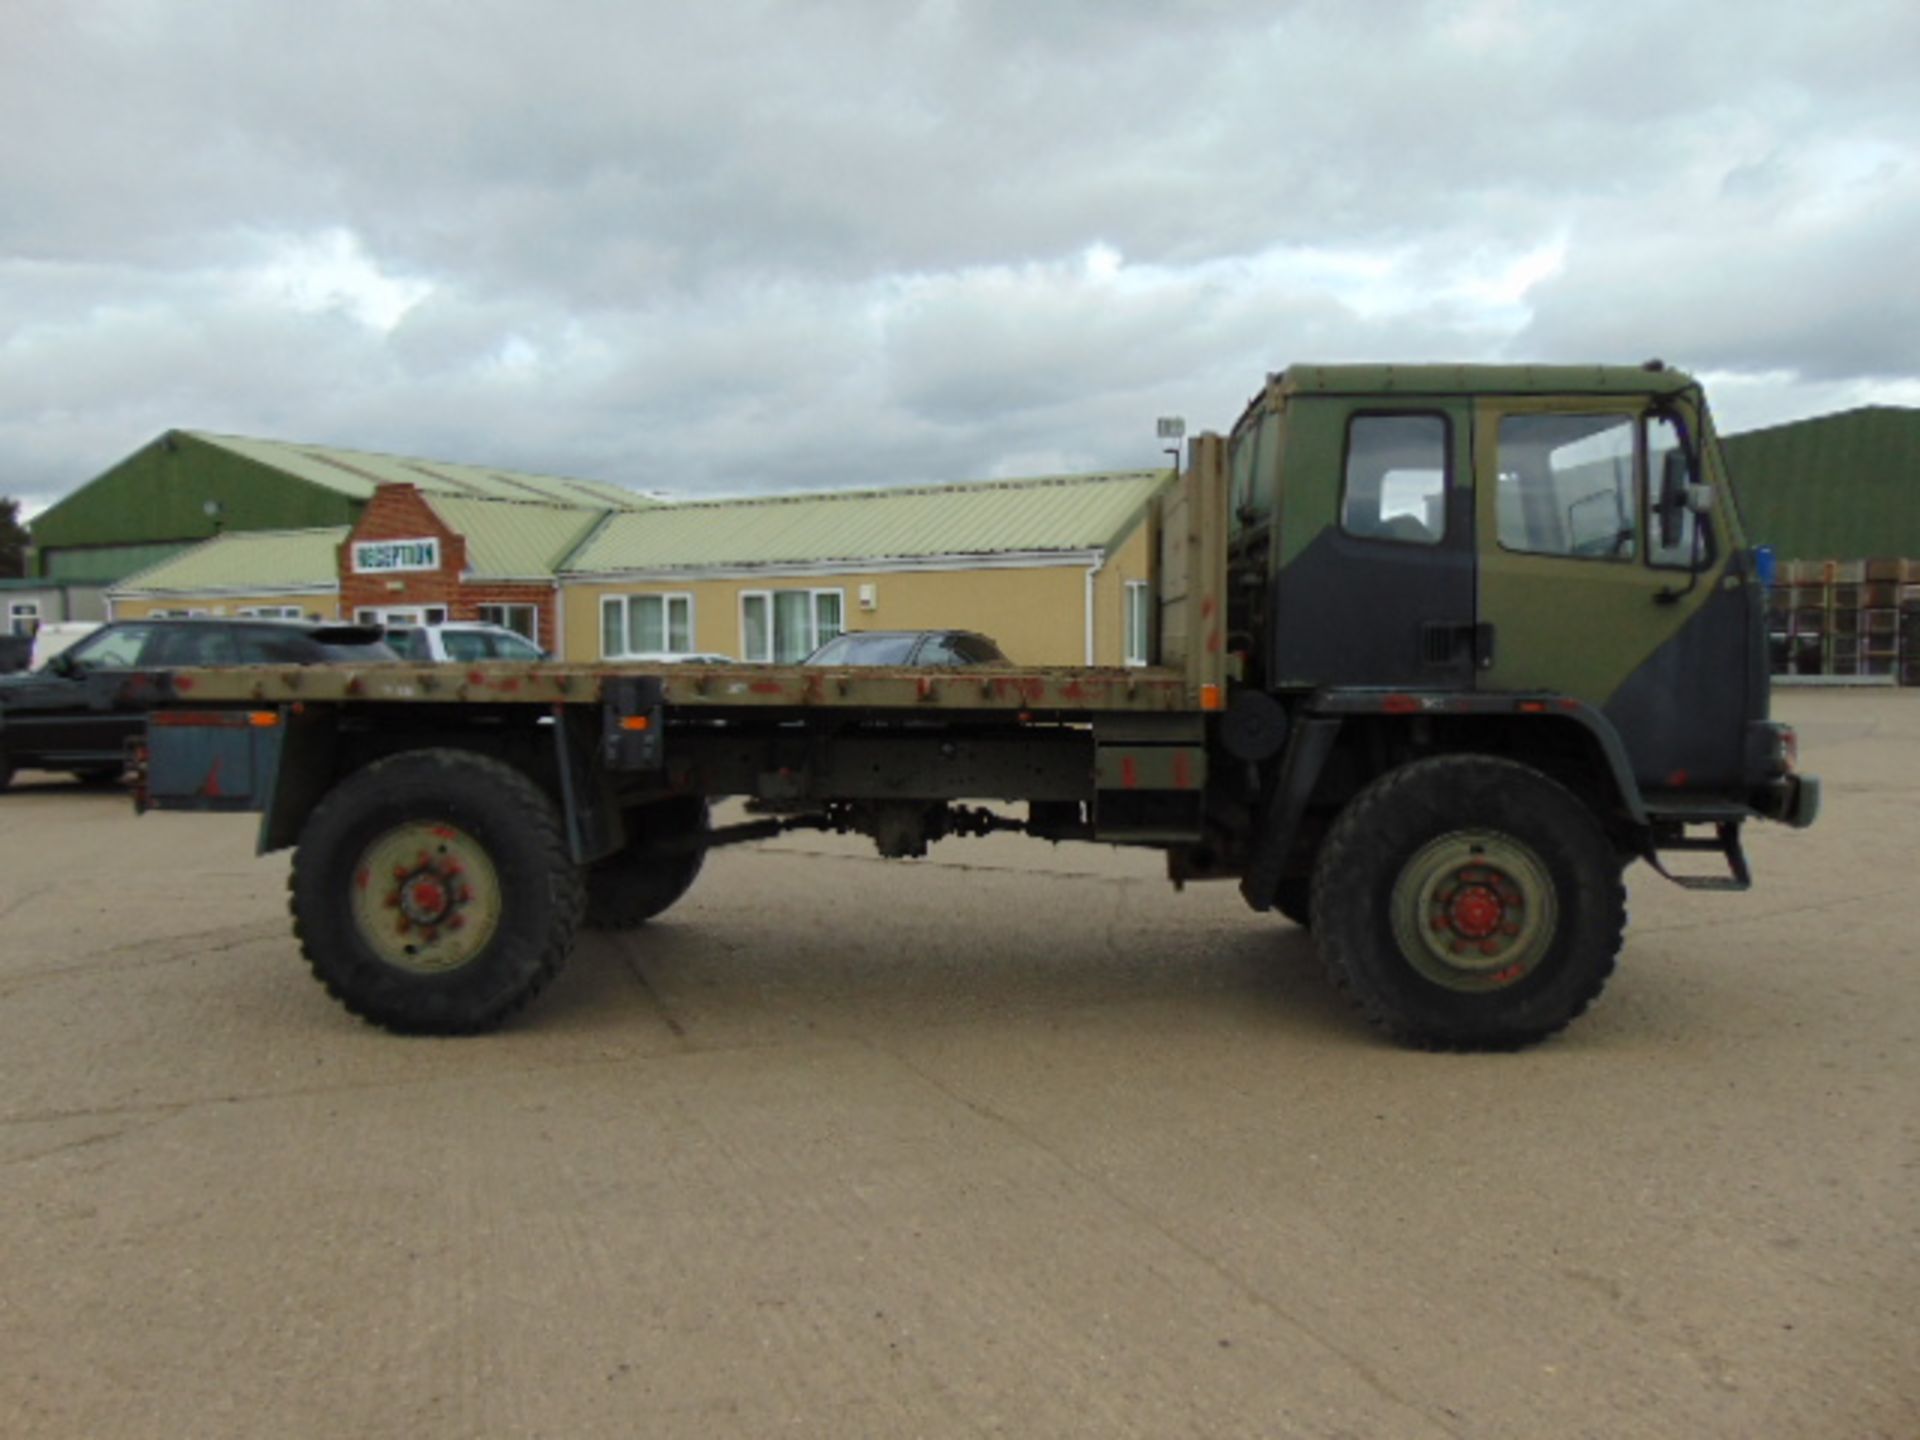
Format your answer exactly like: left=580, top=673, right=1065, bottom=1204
left=340, top=484, right=559, bottom=645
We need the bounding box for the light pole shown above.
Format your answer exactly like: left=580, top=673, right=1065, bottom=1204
left=1156, top=416, right=1185, bottom=475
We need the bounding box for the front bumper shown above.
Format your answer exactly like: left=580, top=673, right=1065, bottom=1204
left=1755, top=772, right=1821, bottom=829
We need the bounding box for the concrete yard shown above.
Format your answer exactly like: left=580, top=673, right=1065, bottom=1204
left=0, top=690, right=1914, bottom=1438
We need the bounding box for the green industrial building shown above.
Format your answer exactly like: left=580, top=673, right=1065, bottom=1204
left=27, top=429, right=646, bottom=584
left=1721, top=406, right=1920, bottom=562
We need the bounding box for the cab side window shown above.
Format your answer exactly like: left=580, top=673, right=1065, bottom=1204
left=1341, top=415, right=1447, bottom=545
left=1496, top=413, right=1638, bottom=560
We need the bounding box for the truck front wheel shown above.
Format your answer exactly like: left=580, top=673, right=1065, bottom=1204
left=1311, top=756, right=1625, bottom=1050
left=289, top=749, right=584, bottom=1034
left=583, top=795, right=709, bottom=930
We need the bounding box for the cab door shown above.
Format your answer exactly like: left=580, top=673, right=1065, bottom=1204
left=1473, top=396, right=1750, bottom=789
left=1270, top=396, right=1478, bottom=688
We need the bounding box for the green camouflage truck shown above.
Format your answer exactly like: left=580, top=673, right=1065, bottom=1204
left=134, top=362, right=1819, bottom=1049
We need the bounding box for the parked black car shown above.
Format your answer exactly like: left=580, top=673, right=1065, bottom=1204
left=802, top=630, right=1009, bottom=666
left=0, top=634, right=30, bottom=674
left=0, top=618, right=395, bottom=789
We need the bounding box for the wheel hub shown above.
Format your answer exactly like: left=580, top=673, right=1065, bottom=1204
left=1392, top=833, right=1557, bottom=992
left=351, top=822, right=501, bottom=973
left=392, top=856, right=469, bottom=930
left=1433, top=865, right=1529, bottom=954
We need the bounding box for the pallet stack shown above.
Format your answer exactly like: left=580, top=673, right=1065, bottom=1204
left=1770, top=559, right=1919, bottom=683
left=1904, top=564, right=1920, bottom=687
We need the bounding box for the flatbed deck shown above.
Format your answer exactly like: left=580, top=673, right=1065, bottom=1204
left=153, top=661, right=1207, bottom=716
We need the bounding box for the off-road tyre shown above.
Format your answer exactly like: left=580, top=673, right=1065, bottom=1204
left=289, top=748, right=584, bottom=1035
left=583, top=795, right=709, bottom=930
left=1311, top=755, right=1625, bottom=1050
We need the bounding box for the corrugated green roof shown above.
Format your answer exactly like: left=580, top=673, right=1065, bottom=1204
left=564, top=470, right=1170, bottom=575
left=109, top=527, right=349, bottom=595
left=424, top=497, right=609, bottom=579
left=185, top=432, right=655, bottom=511
left=1721, top=406, right=1920, bottom=561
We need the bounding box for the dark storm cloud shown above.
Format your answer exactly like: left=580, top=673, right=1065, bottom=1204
left=2, top=0, right=1916, bottom=514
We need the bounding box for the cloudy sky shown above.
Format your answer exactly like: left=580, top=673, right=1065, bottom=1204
left=3, top=0, right=1917, bottom=517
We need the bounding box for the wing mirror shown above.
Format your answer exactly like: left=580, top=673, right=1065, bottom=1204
left=1654, top=449, right=1711, bottom=552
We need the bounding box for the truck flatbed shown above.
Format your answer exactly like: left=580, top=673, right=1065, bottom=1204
left=152, top=659, right=1209, bottom=716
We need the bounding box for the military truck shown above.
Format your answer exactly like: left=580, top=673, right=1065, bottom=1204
left=132, top=363, right=1818, bottom=1049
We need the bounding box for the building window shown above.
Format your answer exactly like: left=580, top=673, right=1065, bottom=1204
left=477, top=603, right=540, bottom=644
left=238, top=606, right=303, bottom=618
left=602, top=593, right=693, bottom=658
left=740, top=589, right=843, bottom=663
left=356, top=606, right=448, bottom=625
left=1124, top=582, right=1151, bottom=666
left=8, top=601, right=40, bottom=637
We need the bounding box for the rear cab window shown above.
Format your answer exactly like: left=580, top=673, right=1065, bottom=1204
left=1341, top=415, right=1449, bottom=545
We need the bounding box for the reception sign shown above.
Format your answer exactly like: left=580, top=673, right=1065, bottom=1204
left=352, top=538, right=440, bottom=574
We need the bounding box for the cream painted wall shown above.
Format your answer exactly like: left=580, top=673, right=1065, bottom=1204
left=565, top=561, right=1121, bottom=666
left=1091, top=521, right=1155, bottom=666
left=110, top=593, right=341, bottom=620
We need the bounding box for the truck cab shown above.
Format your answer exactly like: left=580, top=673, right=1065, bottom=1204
left=1220, top=363, right=1810, bottom=848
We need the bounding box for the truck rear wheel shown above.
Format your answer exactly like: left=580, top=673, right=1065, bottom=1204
left=1311, top=756, right=1624, bottom=1050
left=583, top=795, right=709, bottom=930
left=289, top=749, right=584, bottom=1034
